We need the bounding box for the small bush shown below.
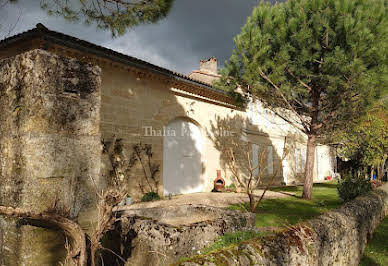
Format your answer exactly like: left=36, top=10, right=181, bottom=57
left=337, top=174, right=371, bottom=202
left=225, top=183, right=237, bottom=192
left=141, top=192, right=160, bottom=202
left=226, top=183, right=236, bottom=189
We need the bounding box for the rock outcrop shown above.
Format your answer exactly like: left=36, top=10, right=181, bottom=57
left=103, top=204, right=256, bottom=266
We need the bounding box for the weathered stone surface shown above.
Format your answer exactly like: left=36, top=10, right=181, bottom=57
left=178, top=184, right=388, bottom=266
left=0, top=49, right=101, bottom=265
left=103, top=204, right=256, bottom=266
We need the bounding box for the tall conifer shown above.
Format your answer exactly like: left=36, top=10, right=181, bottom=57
left=219, top=0, right=388, bottom=199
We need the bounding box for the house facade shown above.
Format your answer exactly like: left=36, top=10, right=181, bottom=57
left=0, top=24, right=337, bottom=265
left=0, top=24, right=335, bottom=200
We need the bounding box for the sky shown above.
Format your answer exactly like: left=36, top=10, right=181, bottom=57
left=0, top=0, right=269, bottom=75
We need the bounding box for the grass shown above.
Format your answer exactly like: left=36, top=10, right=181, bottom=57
left=360, top=216, right=388, bottom=266
left=200, top=231, right=263, bottom=254
left=199, top=230, right=275, bottom=256
left=200, top=182, right=341, bottom=254
left=229, top=181, right=341, bottom=228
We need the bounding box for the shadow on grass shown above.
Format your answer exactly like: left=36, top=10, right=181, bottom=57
left=270, top=182, right=338, bottom=193
left=270, top=186, right=300, bottom=193
left=313, top=182, right=338, bottom=189
left=230, top=182, right=342, bottom=227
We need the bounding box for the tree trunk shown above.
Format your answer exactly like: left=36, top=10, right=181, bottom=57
left=302, top=134, right=316, bottom=200
left=0, top=206, right=88, bottom=266
left=377, top=162, right=382, bottom=180
left=378, top=155, right=387, bottom=180
left=248, top=192, right=257, bottom=212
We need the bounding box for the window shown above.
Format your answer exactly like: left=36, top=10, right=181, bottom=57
left=251, top=143, right=259, bottom=177
left=248, top=101, right=254, bottom=124
left=267, top=146, right=274, bottom=175
left=295, top=148, right=300, bottom=173
left=295, top=148, right=306, bottom=173
left=251, top=144, right=274, bottom=176
left=301, top=149, right=306, bottom=172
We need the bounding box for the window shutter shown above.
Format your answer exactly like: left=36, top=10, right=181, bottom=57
left=295, top=148, right=300, bottom=173
left=267, top=146, right=274, bottom=175
left=248, top=101, right=254, bottom=124
left=301, top=148, right=306, bottom=172
left=251, top=144, right=259, bottom=177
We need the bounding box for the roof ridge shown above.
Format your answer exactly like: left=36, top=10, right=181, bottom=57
left=0, top=23, right=233, bottom=105
left=190, top=70, right=221, bottom=78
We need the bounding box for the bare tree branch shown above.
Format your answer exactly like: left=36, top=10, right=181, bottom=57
left=0, top=206, right=88, bottom=266
left=286, top=68, right=313, bottom=93
left=258, top=68, right=310, bottom=133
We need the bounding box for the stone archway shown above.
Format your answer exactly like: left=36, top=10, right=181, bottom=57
left=162, top=118, right=203, bottom=195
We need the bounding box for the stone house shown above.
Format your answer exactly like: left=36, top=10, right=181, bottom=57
left=0, top=23, right=336, bottom=265
left=0, top=23, right=336, bottom=200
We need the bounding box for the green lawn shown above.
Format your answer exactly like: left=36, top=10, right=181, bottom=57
left=229, top=181, right=341, bottom=228
left=201, top=182, right=341, bottom=254
left=360, top=216, right=388, bottom=266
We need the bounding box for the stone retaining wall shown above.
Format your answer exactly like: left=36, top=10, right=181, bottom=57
left=178, top=184, right=388, bottom=266
left=103, top=205, right=257, bottom=266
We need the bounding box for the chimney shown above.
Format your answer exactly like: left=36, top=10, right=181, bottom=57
left=200, top=57, right=217, bottom=74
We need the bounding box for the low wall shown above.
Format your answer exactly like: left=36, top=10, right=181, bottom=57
left=178, top=184, right=388, bottom=266
left=103, top=205, right=257, bottom=266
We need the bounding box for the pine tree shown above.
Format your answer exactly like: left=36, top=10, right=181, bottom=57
left=40, top=0, right=175, bottom=37
left=218, top=0, right=388, bottom=199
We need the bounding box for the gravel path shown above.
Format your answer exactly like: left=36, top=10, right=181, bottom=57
left=120, top=190, right=291, bottom=210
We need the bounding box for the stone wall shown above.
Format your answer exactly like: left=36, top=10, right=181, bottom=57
left=0, top=49, right=101, bottom=265
left=97, top=62, right=334, bottom=198
left=103, top=205, right=256, bottom=266
left=98, top=64, right=291, bottom=199
left=178, top=183, right=388, bottom=266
